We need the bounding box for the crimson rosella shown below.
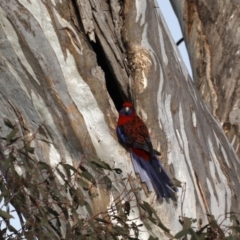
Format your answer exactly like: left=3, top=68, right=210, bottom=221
left=117, top=102, right=177, bottom=199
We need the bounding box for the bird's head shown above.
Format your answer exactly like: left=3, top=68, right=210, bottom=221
left=119, top=102, right=135, bottom=117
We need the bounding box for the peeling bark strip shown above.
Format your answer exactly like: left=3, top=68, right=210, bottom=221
left=73, top=0, right=130, bottom=99
left=185, top=0, right=218, bottom=118
left=171, top=0, right=240, bottom=160
left=123, top=0, right=240, bottom=234
left=76, top=0, right=95, bottom=41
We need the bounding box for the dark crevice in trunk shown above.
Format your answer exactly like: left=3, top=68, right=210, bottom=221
left=91, top=40, right=124, bottom=111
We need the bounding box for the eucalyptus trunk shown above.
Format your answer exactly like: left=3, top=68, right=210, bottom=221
left=0, top=0, right=239, bottom=239
left=171, top=0, right=240, bottom=159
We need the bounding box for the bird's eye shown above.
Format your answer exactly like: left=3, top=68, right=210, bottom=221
left=125, top=107, right=129, bottom=112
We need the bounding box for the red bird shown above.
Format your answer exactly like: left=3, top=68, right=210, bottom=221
left=117, top=102, right=177, bottom=199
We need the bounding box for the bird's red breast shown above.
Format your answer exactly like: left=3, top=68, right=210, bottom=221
left=117, top=114, right=133, bottom=126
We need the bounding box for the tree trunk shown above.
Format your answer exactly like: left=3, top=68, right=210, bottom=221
left=0, top=0, right=239, bottom=239
left=171, top=0, right=240, bottom=159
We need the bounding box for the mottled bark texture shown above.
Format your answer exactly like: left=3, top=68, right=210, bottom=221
left=124, top=0, right=240, bottom=231
left=171, top=0, right=240, bottom=159
left=0, top=0, right=240, bottom=239
left=0, top=0, right=131, bottom=238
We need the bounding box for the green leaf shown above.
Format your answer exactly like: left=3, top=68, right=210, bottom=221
left=80, top=166, right=96, bottom=185
left=148, top=216, right=170, bottom=233
left=0, top=209, right=13, bottom=220
left=196, top=223, right=209, bottom=235
left=18, top=149, right=35, bottom=163
left=143, top=220, right=152, bottom=231
left=156, top=220, right=170, bottom=233
left=48, top=219, right=61, bottom=236
left=0, top=228, right=7, bottom=238
left=3, top=118, right=14, bottom=129
left=78, top=178, right=89, bottom=190
left=70, top=187, right=85, bottom=206
left=59, top=163, right=72, bottom=179
left=192, top=218, right=197, bottom=223
left=84, top=201, right=92, bottom=215
left=209, top=217, right=225, bottom=237
left=29, top=195, right=37, bottom=205
left=183, top=217, right=192, bottom=229
left=4, top=154, right=15, bottom=168
left=9, top=137, right=21, bottom=144
left=6, top=128, right=18, bottom=143
left=140, top=201, right=155, bottom=216
left=124, top=201, right=130, bottom=216
left=113, top=168, right=122, bottom=174
left=95, top=218, right=110, bottom=224
left=71, top=207, right=80, bottom=221
left=57, top=203, right=69, bottom=220
left=188, top=228, right=200, bottom=240
left=101, top=176, right=112, bottom=190
left=34, top=211, right=48, bottom=226
left=60, top=163, right=82, bottom=178
left=56, top=168, right=67, bottom=181
left=175, top=228, right=191, bottom=238
left=90, top=158, right=111, bottom=170
left=38, top=161, right=51, bottom=171
left=115, top=203, right=126, bottom=220
left=229, top=225, right=240, bottom=233
left=81, top=171, right=96, bottom=186
left=7, top=224, right=18, bottom=234
left=49, top=189, right=61, bottom=203
left=230, top=214, right=239, bottom=222
left=17, top=191, right=27, bottom=206
left=44, top=207, right=62, bottom=230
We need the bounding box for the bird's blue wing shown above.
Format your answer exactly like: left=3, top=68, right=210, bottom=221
left=131, top=150, right=178, bottom=199
left=117, top=126, right=128, bottom=143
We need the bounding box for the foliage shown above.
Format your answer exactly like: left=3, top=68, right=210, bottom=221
left=174, top=213, right=240, bottom=240
left=0, top=119, right=239, bottom=240
left=0, top=119, right=139, bottom=239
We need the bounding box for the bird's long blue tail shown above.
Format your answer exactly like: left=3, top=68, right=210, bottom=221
left=131, top=150, right=177, bottom=199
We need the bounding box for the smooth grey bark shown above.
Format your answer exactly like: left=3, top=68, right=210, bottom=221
left=0, top=0, right=240, bottom=239
left=123, top=0, right=240, bottom=230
